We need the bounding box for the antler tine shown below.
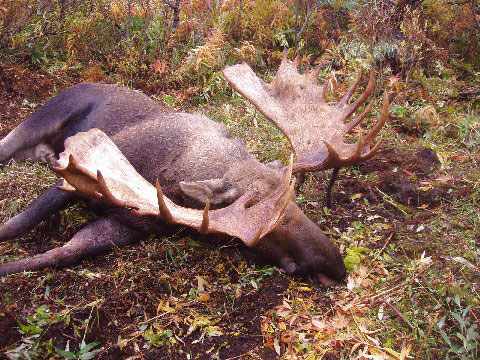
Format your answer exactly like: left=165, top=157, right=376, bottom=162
left=52, top=155, right=103, bottom=199
left=310, top=65, right=322, bottom=84
left=156, top=179, right=174, bottom=223
left=199, top=201, right=210, bottom=234
left=52, top=154, right=96, bottom=182
left=320, top=140, right=345, bottom=172
left=338, top=72, right=362, bottom=107
left=282, top=48, right=288, bottom=63
left=343, top=70, right=376, bottom=119
left=344, top=101, right=373, bottom=134
left=68, top=154, right=80, bottom=172
left=361, top=140, right=383, bottom=161
left=293, top=54, right=300, bottom=67
left=364, top=92, right=389, bottom=146
left=97, top=170, right=139, bottom=209
left=56, top=182, right=76, bottom=193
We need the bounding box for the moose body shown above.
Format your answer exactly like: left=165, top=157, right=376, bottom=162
left=0, top=82, right=346, bottom=280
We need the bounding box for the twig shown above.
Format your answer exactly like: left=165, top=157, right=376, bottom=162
left=369, top=232, right=394, bottom=265
left=163, top=0, right=181, bottom=32
left=383, top=300, right=415, bottom=330
left=138, top=312, right=169, bottom=325
left=446, top=1, right=471, bottom=5
left=294, top=0, right=322, bottom=46
left=376, top=188, right=410, bottom=217
left=470, top=0, right=480, bottom=32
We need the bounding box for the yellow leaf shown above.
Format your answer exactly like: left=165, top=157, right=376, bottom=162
left=297, top=286, right=312, bottom=292
left=198, top=293, right=210, bottom=302
left=117, top=335, right=128, bottom=350
left=157, top=300, right=175, bottom=313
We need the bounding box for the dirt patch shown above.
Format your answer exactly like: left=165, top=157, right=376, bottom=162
left=0, top=237, right=289, bottom=359
left=356, top=146, right=453, bottom=208
left=359, top=146, right=440, bottom=178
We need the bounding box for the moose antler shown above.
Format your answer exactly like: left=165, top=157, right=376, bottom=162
left=51, top=129, right=294, bottom=247
left=223, top=51, right=389, bottom=174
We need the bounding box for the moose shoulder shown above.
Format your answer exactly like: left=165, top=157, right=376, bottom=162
left=0, top=57, right=388, bottom=282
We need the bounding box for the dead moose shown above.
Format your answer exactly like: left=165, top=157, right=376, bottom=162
left=0, top=53, right=388, bottom=283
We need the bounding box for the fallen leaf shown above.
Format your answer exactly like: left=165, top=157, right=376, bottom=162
left=274, top=338, right=281, bottom=355
left=196, top=276, right=208, bottom=291
left=435, top=174, right=454, bottom=183
left=197, top=293, right=210, bottom=302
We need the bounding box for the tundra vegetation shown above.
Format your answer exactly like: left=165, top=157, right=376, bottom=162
left=0, top=0, right=479, bottom=359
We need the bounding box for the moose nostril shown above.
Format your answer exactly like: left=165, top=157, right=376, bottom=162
left=322, top=259, right=347, bottom=280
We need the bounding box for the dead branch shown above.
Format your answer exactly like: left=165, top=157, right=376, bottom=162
left=163, top=0, right=182, bottom=32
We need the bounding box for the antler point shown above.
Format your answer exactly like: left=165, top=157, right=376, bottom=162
left=199, top=200, right=210, bottom=234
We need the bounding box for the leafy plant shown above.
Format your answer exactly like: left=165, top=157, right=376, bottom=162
left=18, top=305, right=61, bottom=336
left=437, top=295, right=479, bottom=359
left=54, top=340, right=102, bottom=360
left=4, top=336, right=42, bottom=360
left=142, top=325, right=173, bottom=348
left=344, top=246, right=369, bottom=272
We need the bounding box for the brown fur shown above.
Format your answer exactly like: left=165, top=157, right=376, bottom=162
left=0, top=83, right=346, bottom=280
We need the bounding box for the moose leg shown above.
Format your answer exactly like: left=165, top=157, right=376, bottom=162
left=0, top=85, right=96, bottom=164
left=0, top=216, right=145, bottom=277
left=325, top=168, right=340, bottom=208
left=294, top=172, right=306, bottom=191
left=0, top=182, right=78, bottom=242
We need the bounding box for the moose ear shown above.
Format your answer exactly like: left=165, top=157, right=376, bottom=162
left=179, top=178, right=241, bottom=205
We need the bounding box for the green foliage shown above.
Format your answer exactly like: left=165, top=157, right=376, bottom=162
left=18, top=305, right=61, bottom=336
left=1, top=0, right=479, bottom=91
left=437, top=295, right=479, bottom=359
left=142, top=325, right=173, bottom=348
left=54, top=340, right=102, bottom=360
left=344, top=246, right=369, bottom=272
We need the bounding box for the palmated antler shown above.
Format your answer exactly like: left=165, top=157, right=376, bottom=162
left=52, top=129, right=294, bottom=247
left=223, top=50, right=389, bottom=174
